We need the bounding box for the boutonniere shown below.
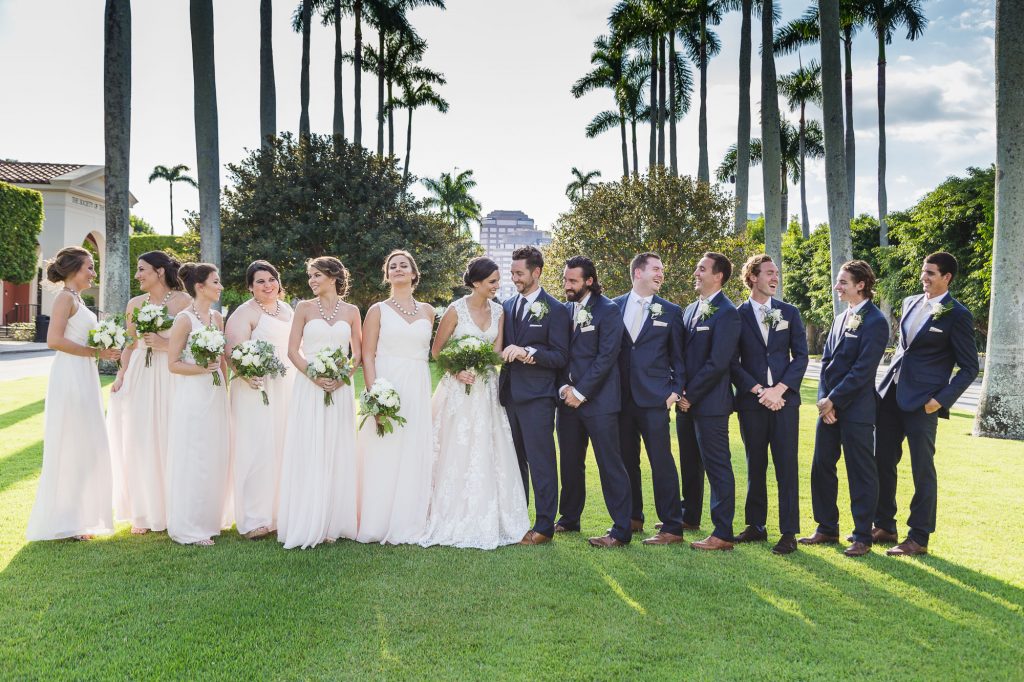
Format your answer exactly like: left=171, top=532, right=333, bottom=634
left=697, top=300, right=718, bottom=322
left=529, top=301, right=549, bottom=320
left=763, top=308, right=783, bottom=329
left=574, top=307, right=592, bottom=327
left=930, top=301, right=953, bottom=320
left=845, top=313, right=863, bottom=331
left=647, top=302, right=664, bottom=319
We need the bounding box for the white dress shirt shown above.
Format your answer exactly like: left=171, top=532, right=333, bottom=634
left=625, top=290, right=652, bottom=341
left=515, top=287, right=544, bottom=357
left=563, top=292, right=591, bottom=402
left=749, top=296, right=774, bottom=385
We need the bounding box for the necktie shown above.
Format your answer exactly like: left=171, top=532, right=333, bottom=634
left=905, top=298, right=932, bottom=346
left=629, top=298, right=645, bottom=341
left=514, top=295, right=527, bottom=333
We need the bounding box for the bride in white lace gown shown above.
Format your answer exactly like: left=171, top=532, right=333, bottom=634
left=420, top=258, right=530, bottom=550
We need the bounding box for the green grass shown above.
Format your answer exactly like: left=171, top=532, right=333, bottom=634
left=1, top=372, right=1022, bottom=680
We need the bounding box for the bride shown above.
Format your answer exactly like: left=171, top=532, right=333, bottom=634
left=420, top=257, right=530, bottom=550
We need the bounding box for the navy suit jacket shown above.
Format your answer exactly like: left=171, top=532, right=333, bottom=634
left=818, top=299, right=887, bottom=424
left=498, top=288, right=570, bottom=405
left=559, top=293, right=624, bottom=416
left=731, top=298, right=809, bottom=411
left=681, top=291, right=741, bottom=417
left=613, top=293, right=685, bottom=409
left=879, top=292, right=978, bottom=418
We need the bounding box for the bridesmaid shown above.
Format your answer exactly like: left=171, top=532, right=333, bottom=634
left=27, top=247, right=120, bottom=541
left=107, top=251, right=191, bottom=534
left=356, top=250, right=435, bottom=545
left=277, top=256, right=361, bottom=549
left=165, top=263, right=232, bottom=546
left=225, top=260, right=294, bottom=540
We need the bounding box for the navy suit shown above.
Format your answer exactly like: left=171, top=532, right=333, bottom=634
left=731, top=298, right=808, bottom=535
left=810, top=299, right=887, bottom=544
left=614, top=293, right=685, bottom=535
left=499, top=288, right=570, bottom=537
left=874, top=292, right=978, bottom=546
left=555, top=293, right=633, bottom=542
left=675, top=291, right=741, bottom=541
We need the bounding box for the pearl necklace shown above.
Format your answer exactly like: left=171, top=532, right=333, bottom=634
left=317, top=297, right=341, bottom=322
left=390, top=297, right=419, bottom=317
left=148, top=290, right=173, bottom=307
left=63, top=286, right=81, bottom=299
left=191, top=303, right=212, bottom=326
left=256, top=298, right=281, bottom=317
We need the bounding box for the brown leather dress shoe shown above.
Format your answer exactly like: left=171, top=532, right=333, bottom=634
left=660, top=521, right=701, bottom=531
left=844, top=541, right=872, bottom=557
left=553, top=524, right=577, bottom=534
left=589, top=534, right=626, bottom=548
left=735, top=525, right=769, bottom=543
left=690, top=535, right=735, bottom=551
left=847, top=527, right=899, bottom=543
left=798, top=532, right=840, bottom=545
left=642, top=531, right=684, bottom=545
left=772, top=534, right=798, bottom=555
left=519, top=530, right=552, bottom=545
left=630, top=519, right=644, bottom=533
left=886, top=539, right=927, bottom=556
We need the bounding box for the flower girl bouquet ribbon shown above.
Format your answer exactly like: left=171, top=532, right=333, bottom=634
left=188, top=325, right=226, bottom=386
left=87, top=316, right=130, bottom=368
left=229, top=339, right=287, bottom=405
left=359, top=378, right=407, bottom=436
left=304, top=345, right=353, bottom=406
left=131, top=303, right=174, bottom=367
left=436, top=335, right=502, bottom=395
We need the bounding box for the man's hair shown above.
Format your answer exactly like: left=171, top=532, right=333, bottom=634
left=564, top=255, right=603, bottom=296
left=630, top=252, right=661, bottom=280
left=924, top=251, right=958, bottom=280
left=840, top=259, right=876, bottom=299
left=741, top=254, right=774, bottom=290
left=703, top=251, right=733, bottom=284
left=511, top=246, right=544, bottom=272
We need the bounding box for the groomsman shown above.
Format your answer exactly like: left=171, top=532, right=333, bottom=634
left=801, top=260, right=887, bottom=557
left=499, top=246, right=570, bottom=546
left=555, top=256, right=634, bottom=547
left=676, top=252, right=741, bottom=551
left=874, top=252, right=978, bottom=556
left=731, top=255, right=808, bottom=555
left=613, top=253, right=687, bottom=545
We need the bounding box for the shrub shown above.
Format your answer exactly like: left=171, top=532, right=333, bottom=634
left=0, top=182, right=44, bottom=284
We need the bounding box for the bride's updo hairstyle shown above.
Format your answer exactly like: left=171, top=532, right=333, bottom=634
left=306, top=256, right=350, bottom=298
left=179, top=262, right=219, bottom=297
left=463, top=257, right=498, bottom=287
left=45, top=246, right=91, bottom=283
left=381, top=249, right=420, bottom=288
left=139, top=251, right=184, bottom=290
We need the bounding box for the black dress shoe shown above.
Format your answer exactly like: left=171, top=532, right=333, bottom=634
left=735, top=525, right=769, bottom=543
left=772, top=534, right=798, bottom=555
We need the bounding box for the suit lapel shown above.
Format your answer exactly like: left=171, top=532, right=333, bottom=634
left=572, top=296, right=593, bottom=342
left=908, top=292, right=949, bottom=350
left=633, top=297, right=657, bottom=343
left=741, top=302, right=765, bottom=347
left=900, top=295, right=922, bottom=349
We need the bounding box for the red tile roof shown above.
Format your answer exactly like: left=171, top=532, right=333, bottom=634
left=0, top=161, right=86, bottom=185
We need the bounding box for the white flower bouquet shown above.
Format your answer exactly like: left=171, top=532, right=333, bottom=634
left=359, top=378, right=407, bottom=437
left=436, top=334, right=502, bottom=395
left=304, top=345, right=353, bottom=406
left=187, top=325, right=226, bottom=386
left=87, top=316, right=129, bottom=368
left=229, top=339, right=287, bottom=405
left=131, top=303, right=174, bottom=367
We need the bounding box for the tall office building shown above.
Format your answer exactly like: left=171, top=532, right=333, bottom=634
left=479, top=210, right=552, bottom=301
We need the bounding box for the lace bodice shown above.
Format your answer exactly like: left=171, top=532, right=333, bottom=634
left=449, top=297, right=501, bottom=344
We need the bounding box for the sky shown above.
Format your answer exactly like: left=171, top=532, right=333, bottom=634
left=0, top=0, right=996, bottom=236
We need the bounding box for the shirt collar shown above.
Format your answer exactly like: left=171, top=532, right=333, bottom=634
left=848, top=299, right=869, bottom=315
left=630, top=290, right=652, bottom=306
left=577, top=292, right=592, bottom=308
left=702, top=289, right=721, bottom=304
left=748, top=296, right=771, bottom=312
left=520, top=288, right=542, bottom=306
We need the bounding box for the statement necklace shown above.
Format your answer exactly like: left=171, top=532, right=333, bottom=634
left=191, top=303, right=212, bottom=326
left=390, top=297, right=419, bottom=317
left=148, top=290, right=174, bottom=307
left=256, top=298, right=281, bottom=317
left=318, top=297, right=342, bottom=322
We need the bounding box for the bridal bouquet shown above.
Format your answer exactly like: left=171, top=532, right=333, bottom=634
left=131, top=303, right=174, bottom=367
left=305, top=345, right=353, bottom=406
left=436, top=334, right=503, bottom=395
left=229, top=339, right=287, bottom=405
left=359, top=378, right=407, bottom=437
left=187, top=325, right=226, bottom=386
left=87, top=316, right=129, bottom=368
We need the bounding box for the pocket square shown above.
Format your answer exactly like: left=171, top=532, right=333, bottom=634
left=696, top=326, right=710, bottom=332
left=928, top=326, right=943, bottom=333
left=776, top=320, right=789, bottom=331
left=529, top=324, right=543, bottom=328
left=580, top=325, right=595, bottom=332
left=844, top=332, right=858, bottom=338
left=653, top=320, right=668, bottom=327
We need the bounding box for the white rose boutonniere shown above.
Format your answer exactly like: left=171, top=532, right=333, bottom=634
left=697, top=300, right=718, bottom=321
left=529, top=301, right=549, bottom=320
left=648, top=302, right=664, bottom=319
left=574, top=307, right=593, bottom=327
left=845, top=313, right=863, bottom=331
left=763, top=308, right=783, bottom=329
left=930, top=301, right=953, bottom=320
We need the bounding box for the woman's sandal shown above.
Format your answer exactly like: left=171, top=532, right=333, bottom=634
left=72, top=534, right=94, bottom=541
left=244, top=527, right=271, bottom=540
left=194, top=539, right=215, bottom=547
left=130, top=527, right=150, bottom=535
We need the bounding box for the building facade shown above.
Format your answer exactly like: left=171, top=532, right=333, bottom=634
left=479, top=210, right=551, bottom=301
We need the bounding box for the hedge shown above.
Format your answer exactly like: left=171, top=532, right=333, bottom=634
left=128, top=233, right=199, bottom=297
left=0, top=182, right=44, bottom=284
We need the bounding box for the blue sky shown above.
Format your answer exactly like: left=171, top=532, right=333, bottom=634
left=0, top=0, right=995, bottom=235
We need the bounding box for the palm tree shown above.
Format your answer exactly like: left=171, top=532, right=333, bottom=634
left=103, top=0, right=131, bottom=318
left=363, top=32, right=434, bottom=157
left=861, top=0, right=927, bottom=246
left=190, top=0, right=221, bottom=269
left=320, top=0, right=350, bottom=139
left=975, top=0, right=1024, bottom=440
left=354, top=0, right=363, bottom=146
left=778, top=59, right=823, bottom=237
left=565, top=168, right=603, bottom=203
left=390, top=71, right=448, bottom=184
left=760, top=0, right=783, bottom=285
left=148, top=164, right=198, bottom=236
left=299, top=0, right=312, bottom=137
left=571, top=35, right=630, bottom=177
left=676, top=0, right=725, bottom=183
left=422, top=170, right=482, bottom=237
left=620, top=57, right=650, bottom=175
left=733, top=0, right=753, bottom=232
left=260, top=0, right=276, bottom=149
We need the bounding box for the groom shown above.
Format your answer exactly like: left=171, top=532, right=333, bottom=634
left=499, top=246, right=570, bottom=546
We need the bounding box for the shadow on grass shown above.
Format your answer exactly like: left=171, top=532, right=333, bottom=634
left=0, top=441, right=41, bottom=494
left=0, top=400, right=45, bottom=430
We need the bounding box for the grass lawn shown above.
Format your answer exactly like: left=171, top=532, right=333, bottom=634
left=1, top=370, right=1022, bottom=680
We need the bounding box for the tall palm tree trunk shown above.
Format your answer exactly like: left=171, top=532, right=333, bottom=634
left=876, top=30, right=888, bottom=246
left=697, top=27, right=710, bottom=183
left=669, top=31, right=678, bottom=176
left=631, top=120, right=639, bottom=175
left=975, top=0, right=1024, bottom=440
left=403, top=107, right=413, bottom=185
left=843, top=28, right=855, bottom=219
left=103, top=0, right=131, bottom=318
left=353, top=0, right=363, bottom=147
left=799, top=103, right=810, bottom=237
left=735, top=0, right=752, bottom=233
left=819, top=0, right=853, bottom=313
left=781, top=172, right=789, bottom=236
left=333, top=0, right=345, bottom=139
left=299, top=0, right=311, bottom=137
left=649, top=35, right=658, bottom=169
left=377, top=32, right=385, bottom=156
left=619, top=114, right=629, bottom=177
left=169, top=184, right=175, bottom=236
left=260, top=0, right=276, bottom=149
left=388, top=79, right=395, bottom=157
left=190, top=0, right=221, bottom=270
left=658, top=34, right=666, bottom=167
left=761, top=0, right=783, bottom=295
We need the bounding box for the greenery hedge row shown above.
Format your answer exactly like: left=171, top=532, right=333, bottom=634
left=128, top=233, right=199, bottom=297
left=0, top=182, right=44, bottom=284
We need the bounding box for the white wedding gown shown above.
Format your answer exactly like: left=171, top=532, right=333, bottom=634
left=419, top=297, right=530, bottom=550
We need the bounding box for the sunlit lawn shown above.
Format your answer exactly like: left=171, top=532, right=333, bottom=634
left=1, top=370, right=1022, bottom=679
